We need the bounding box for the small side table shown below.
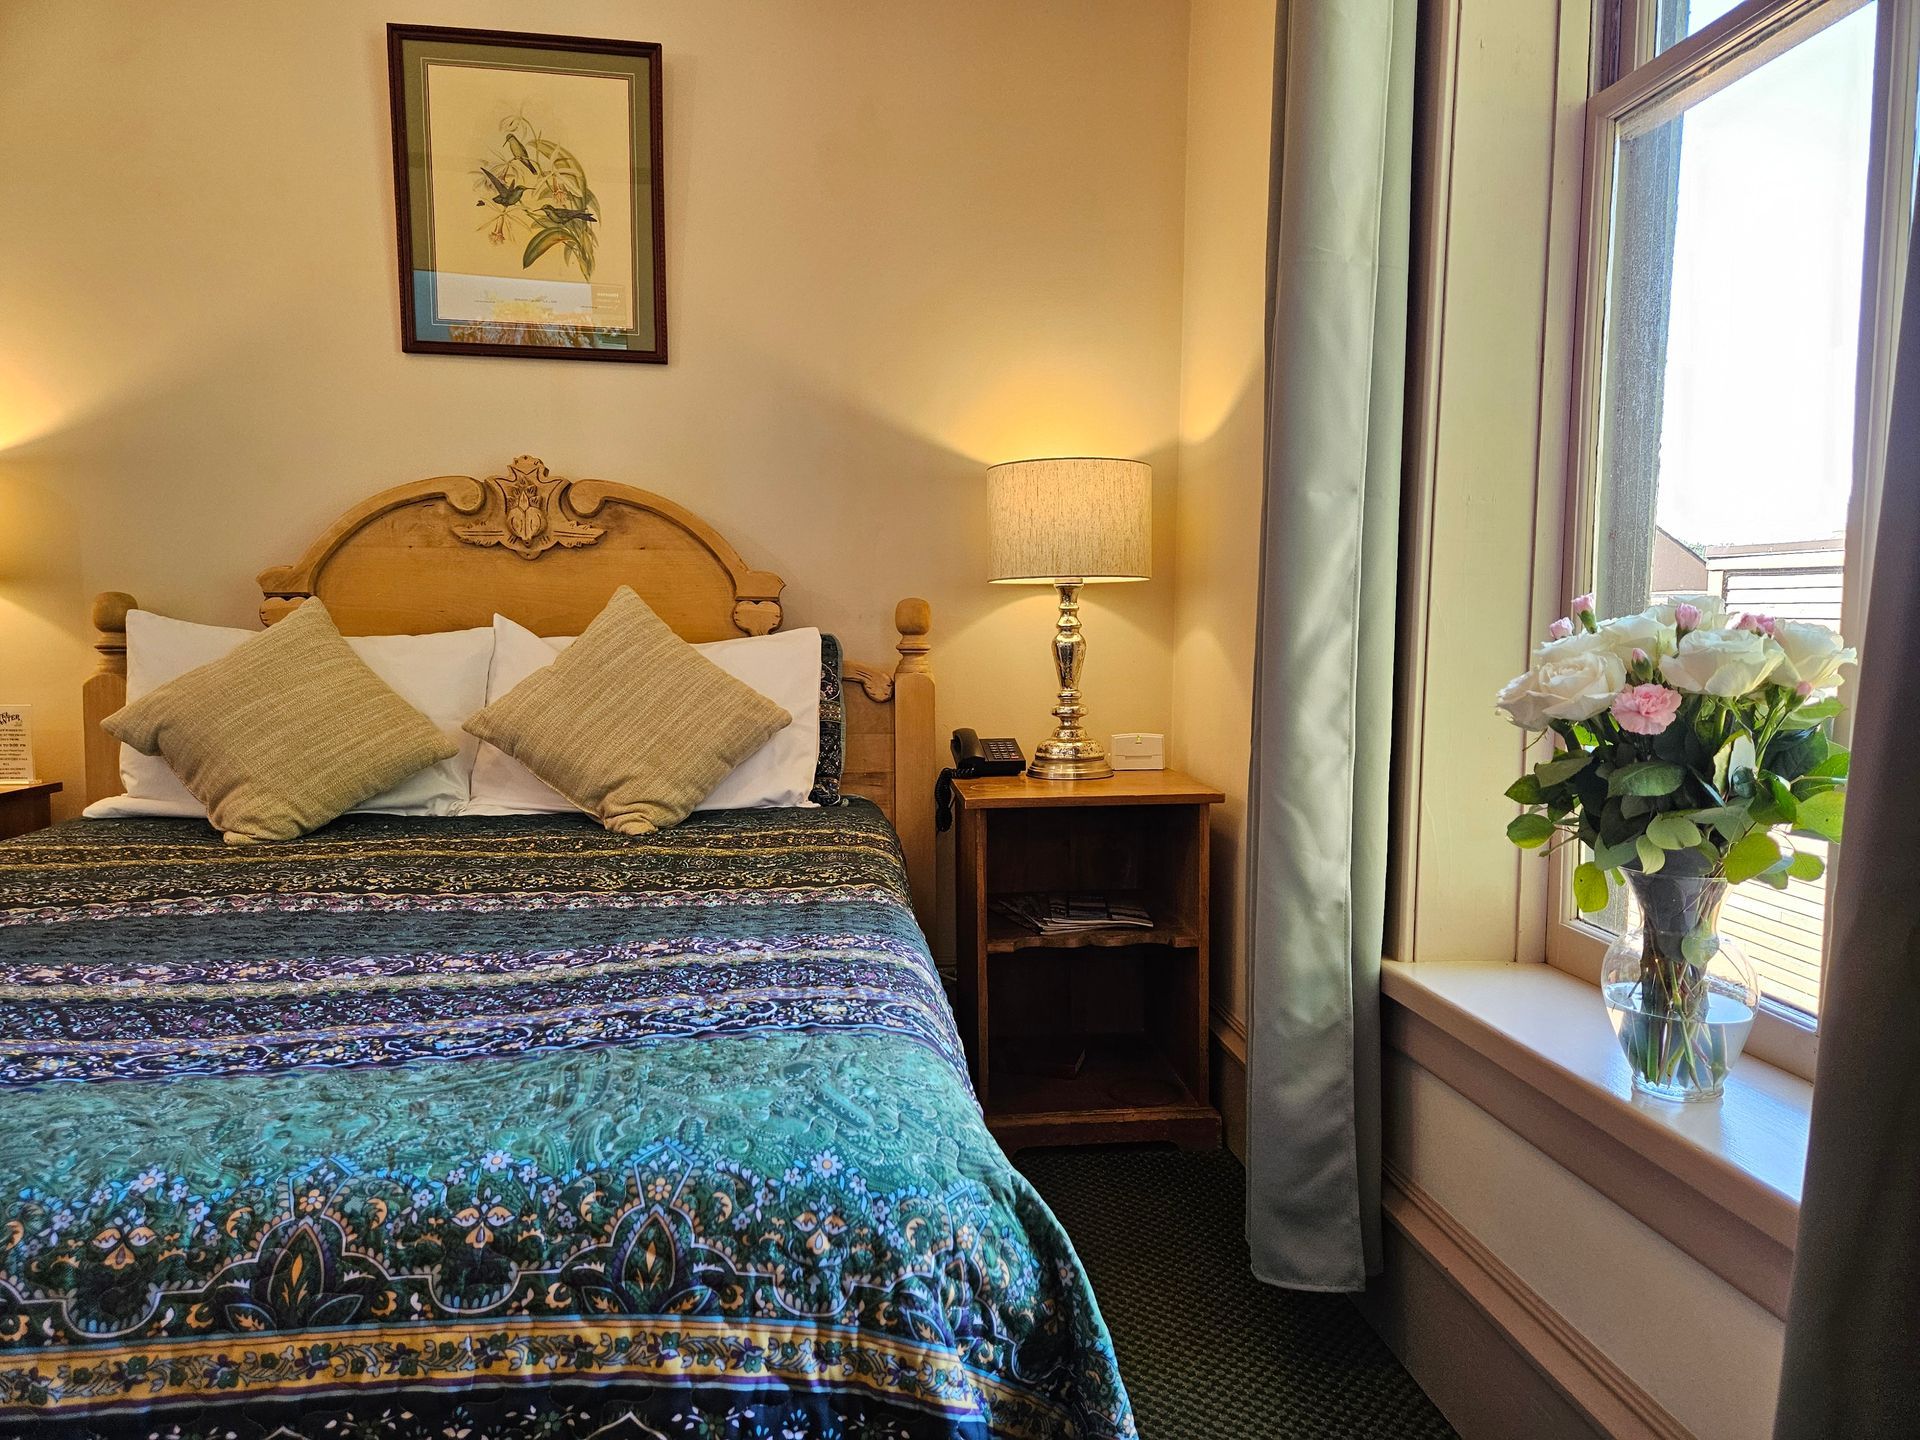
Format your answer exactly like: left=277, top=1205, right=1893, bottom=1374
left=0, top=781, right=62, bottom=840
left=952, top=770, right=1224, bottom=1150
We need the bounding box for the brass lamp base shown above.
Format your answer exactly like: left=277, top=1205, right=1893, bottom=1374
left=1029, top=743, right=1113, bottom=782
left=1029, top=579, right=1113, bottom=782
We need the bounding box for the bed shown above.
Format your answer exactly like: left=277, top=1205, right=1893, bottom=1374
left=0, top=458, right=1135, bottom=1440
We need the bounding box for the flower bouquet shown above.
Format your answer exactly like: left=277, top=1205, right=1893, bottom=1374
left=1497, top=593, right=1854, bottom=1100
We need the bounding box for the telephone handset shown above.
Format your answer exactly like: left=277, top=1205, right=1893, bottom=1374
left=936, top=729, right=1028, bottom=831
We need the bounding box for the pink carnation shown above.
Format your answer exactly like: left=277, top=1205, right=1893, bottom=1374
left=1737, top=612, right=1777, bottom=637
left=1548, top=617, right=1574, bottom=640
left=1610, top=683, right=1682, bottom=736
left=1673, top=602, right=1701, bottom=631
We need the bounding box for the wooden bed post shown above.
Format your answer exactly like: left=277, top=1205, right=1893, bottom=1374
left=82, top=592, right=135, bottom=805
left=891, top=598, right=936, bottom=929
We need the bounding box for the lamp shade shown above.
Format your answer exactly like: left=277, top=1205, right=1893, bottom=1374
left=985, top=457, right=1152, bottom=583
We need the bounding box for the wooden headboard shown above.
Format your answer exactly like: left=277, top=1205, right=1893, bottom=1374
left=82, top=454, right=937, bottom=927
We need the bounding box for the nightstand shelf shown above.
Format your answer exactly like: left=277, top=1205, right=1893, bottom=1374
left=985, top=916, right=1200, bottom=953
left=953, top=769, right=1224, bottom=1150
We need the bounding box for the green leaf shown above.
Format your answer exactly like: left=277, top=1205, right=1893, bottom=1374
left=1572, top=862, right=1609, bottom=913
left=1505, top=775, right=1544, bottom=805
left=1534, top=753, right=1593, bottom=787
left=522, top=226, right=573, bottom=269
left=1792, top=697, right=1841, bottom=722
left=1646, top=813, right=1703, bottom=850
left=1751, top=771, right=1799, bottom=826
left=1794, top=789, right=1845, bottom=843
left=1634, top=835, right=1666, bottom=874
left=1687, top=803, right=1754, bottom=844
left=1787, top=849, right=1825, bottom=882
left=1607, top=760, right=1685, bottom=798
left=1765, top=728, right=1829, bottom=782
left=1723, top=830, right=1783, bottom=885
left=1506, top=813, right=1555, bottom=848
left=1593, top=837, right=1638, bottom=872
left=1682, top=929, right=1717, bottom=968
left=1806, top=748, right=1850, bottom=779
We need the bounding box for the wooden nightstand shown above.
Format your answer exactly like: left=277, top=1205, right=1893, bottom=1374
left=0, top=781, right=61, bottom=840
left=952, top=770, right=1224, bottom=1150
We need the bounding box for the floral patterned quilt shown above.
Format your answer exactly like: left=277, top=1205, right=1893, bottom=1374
left=0, top=803, right=1133, bottom=1440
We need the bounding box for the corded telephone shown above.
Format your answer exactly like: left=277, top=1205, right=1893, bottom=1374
left=936, top=729, right=1027, bottom=830
left=950, top=728, right=1027, bottom=778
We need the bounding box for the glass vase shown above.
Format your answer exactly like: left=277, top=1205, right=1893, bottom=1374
left=1600, top=865, right=1761, bottom=1102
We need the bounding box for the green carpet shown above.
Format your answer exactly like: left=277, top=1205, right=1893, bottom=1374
left=1017, top=1146, right=1458, bottom=1440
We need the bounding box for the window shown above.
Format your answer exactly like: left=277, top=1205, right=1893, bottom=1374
left=1559, top=0, right=1918, bottom=1073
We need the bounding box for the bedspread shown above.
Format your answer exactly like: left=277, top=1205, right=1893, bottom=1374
left=0, top=803, right=1133, bottom=1439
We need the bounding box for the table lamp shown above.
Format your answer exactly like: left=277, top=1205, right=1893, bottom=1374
left=987, top=457, right=1151, bottom=780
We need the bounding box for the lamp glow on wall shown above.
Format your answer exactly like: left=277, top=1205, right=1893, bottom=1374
left=987, top=457, right=1151, bottom=780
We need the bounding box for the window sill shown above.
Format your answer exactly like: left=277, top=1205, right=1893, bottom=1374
left=1381, top=959, right=1809, bottom=1318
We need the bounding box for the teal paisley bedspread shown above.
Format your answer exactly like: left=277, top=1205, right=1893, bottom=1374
left=0, top=803, right=1133, bottom=1440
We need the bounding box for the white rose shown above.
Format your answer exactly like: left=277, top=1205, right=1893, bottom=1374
left=1647, top=593, right=1729, bottom=629
left=1496, top=649, right=1627, bottom=730
left=1659, top=628, right=1782, bottom=696
left=1770, top=621, right=1855, bottom=690
left=1531, top=613, right=1671, bottom=667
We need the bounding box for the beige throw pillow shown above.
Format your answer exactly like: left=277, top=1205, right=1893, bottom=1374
left=463, top=586, right=792, bottom=834
left=102, top=600, right=457, bottom=844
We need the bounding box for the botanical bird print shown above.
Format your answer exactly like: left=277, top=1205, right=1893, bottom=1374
left=477, top=165, right=528, bottom=208
left=472, top=111, right=600, bottom=279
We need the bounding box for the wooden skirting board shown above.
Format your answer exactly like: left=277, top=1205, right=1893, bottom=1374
left=1371, top=1162, right=1692, bottom=1440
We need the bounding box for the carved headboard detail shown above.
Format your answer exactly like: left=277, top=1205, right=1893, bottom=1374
left=254, top=455, right=788, bottom=640
left=84, top=455, right=937, bottom=929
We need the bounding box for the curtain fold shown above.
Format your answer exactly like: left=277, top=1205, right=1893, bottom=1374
left=1773, top=220, right=1920, bottom=1437
left=1244, top=0, right=1415, bottom=1293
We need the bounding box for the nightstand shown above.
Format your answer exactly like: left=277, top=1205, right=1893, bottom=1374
left=952, top=770, right=1224, bottom=1150
left=0, top=781, right=61, bottom=840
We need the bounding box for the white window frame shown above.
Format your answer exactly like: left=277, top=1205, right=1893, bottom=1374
left=1552, top=0, right=1917, bottom=1081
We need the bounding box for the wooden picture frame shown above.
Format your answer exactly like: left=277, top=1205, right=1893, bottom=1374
left=387, top=24, right=668, bottom=363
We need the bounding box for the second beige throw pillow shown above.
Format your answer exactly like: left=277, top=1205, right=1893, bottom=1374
left=464, top=586, right=792, bottom=834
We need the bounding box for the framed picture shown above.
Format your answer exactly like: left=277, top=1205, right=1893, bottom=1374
left=387, top=24, right=667, bottom=363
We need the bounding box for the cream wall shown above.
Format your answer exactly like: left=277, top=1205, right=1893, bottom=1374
left=0, top=1, right=1190, bottom=850
left=1172, top=0, right=1277, bottom=1067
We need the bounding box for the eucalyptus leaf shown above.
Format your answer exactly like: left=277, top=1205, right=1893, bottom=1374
left=1795, top=789, right=1845, bottom=843
left=1646, top=813, right=1703, bottom=850
left=1592, top=837, right=1638, bottom=871
left=1572, top=862, right=1609, bottom=913
left=1634, top=836, right=1666, bottom=874
left=1806, top=749, right=1850, bottom=779
left=1723, top=830, right=1782, bottom=885
left=1689, top=803, right=1753, bottom=842
left=1787, top=849, right=1825, bottom=882
left=1792, top=698, right=1842, bottom=722
left=1506, top=813, right=1555, bottom=848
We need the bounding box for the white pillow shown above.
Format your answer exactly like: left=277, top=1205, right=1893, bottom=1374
left=465, top=614, right=821, bottom=815
left=84, top=609, right=493, bottom=819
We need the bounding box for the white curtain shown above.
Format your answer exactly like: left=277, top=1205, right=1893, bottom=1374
left=1245, top=0, right=1415, bottom=1292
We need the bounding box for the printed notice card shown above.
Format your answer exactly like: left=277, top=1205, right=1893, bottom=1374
left=0, top=707, right=34, bottom=783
